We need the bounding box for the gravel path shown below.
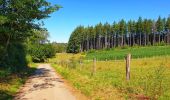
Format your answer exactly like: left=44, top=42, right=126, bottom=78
left=14, top=64, right=76, bottom=100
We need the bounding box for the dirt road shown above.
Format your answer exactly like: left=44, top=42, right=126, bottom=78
left=14, top=64, right=77, bottom=100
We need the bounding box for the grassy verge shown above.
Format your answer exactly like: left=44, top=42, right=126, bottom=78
left=51, top=53, right=170, bottom=100
left=86, top=46, right=170, bottom=60
left=0, top=63, right=37, bottom=100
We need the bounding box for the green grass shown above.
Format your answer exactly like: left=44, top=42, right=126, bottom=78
left=0, top=64, right=37, bottom=100
left=86, top=46, right=170, bottom=61
left=50, top=53, right=170, bottom=100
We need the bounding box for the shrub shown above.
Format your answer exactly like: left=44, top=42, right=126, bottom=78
left=0, top=43, right=27, bottom=72
left=28, top=44, right=56, bottom=62
left=26, top=55, right=32, bottom=64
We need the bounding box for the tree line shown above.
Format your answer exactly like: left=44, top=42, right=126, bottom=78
left=67, top=16, right=170, bottom=53
left=0, top=0, right=60, bottom=72
left=52, top=42, right=67, bottom=53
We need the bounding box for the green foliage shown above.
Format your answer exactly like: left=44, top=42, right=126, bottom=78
left=0, top=43, right=27, bottom=72
left=26, top=55, right=33, bottom=64
left=0, top=0, right=60, bottom=70
left=52, top=43, right=67, bottom=53
left=86, top=46, right=170, bottom=61
left=28, top=44, right=55, bottom=62
left=67, top=16, right=170, bottom=53
left=67, top=26, right=84, bottom=53
left=156, top=16, right=164, bottom=32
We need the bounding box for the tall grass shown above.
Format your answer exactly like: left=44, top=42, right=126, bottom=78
left=50, top=53, right=170, bottom=100
left=0, top=64, right=37, bottom=100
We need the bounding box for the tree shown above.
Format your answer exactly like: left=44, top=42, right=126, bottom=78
left=95, top=23, right=103, bottom=49
left=136, top=17, right=143, bottom=46
left=127, top=20, right=133, bottom=46
left=119, top=19, right=126, bottom=46
left=67, top=26, right=84, bottom=53
left=152, top=20, right=156, bottom=45
left=110, top=22, right=117, bottom=48
left=0, top=0, right=61, bottom=71
left=103, top=22, right=111, bottom=48
left=156, top=16, right=164, bottom=44
left=67, top=16, right=170, bottom=53
left=131, top=21, right=137, bottom=46
left=165, top=16, right=170, bottom=44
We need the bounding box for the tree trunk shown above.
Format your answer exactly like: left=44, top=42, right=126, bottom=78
left=140, top=33, right=142, bottom=46
left=144, top=33, right=147, bottom=46
left=133, top=33, right=135, bottom=46
left=105, top=34, right=107, bottom=48
left=99, top=35, right=101, bottom=49
left=153, top=32, right=155, bottom=45
left=108, top=35, right=110, bottom=48
left=114, top=34, right=116, bottom=48
left=93, top=38, right=95, bottom=49
left=97, top=35, right=99, bottom=49
left=167, top=31, right=170, bottom=44
left=147, top=34, right=149, bottom=45
left=110, top=35, right=113, bottom=48
left=87, top=37, right=89, bottom=51
left=158, top=32, right=161, bottom=44
left=124, top=34, right=126, bottom=46
left=129, top=33, right=131, bottom=46
left=121, top=34, right=123, bottom=47
left=116, top=33, right=119, bottom=47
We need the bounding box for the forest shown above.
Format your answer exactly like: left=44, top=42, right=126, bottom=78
left=67, top=16, right=170, bottom=53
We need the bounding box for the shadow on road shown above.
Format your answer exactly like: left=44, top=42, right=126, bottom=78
left=14, top=65, right=64, bottom=100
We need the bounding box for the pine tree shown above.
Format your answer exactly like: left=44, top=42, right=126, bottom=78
left=165, top=16, right=170, bottom=44
left=119, top=19, right=126, bottom=46
left=136, top=17, right=143, bottom=46
left=156, top=16, right=164, bottom=44
left=67, top=16, right=170, bottom=53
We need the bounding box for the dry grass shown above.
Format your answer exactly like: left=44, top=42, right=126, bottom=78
left=50, top=53, right=170, bottom=100
left=0, top=64, right=37, bottom=100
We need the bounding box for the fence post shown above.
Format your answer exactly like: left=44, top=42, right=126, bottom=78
left=92, top=58, right=96, bottom=76
left=126, top=54, right=131, bottom=80
left=79, top=59, right=82, bottom=71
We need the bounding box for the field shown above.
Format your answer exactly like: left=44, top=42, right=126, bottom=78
left=50, top=53, right=170, bottom=100
left=0, top=63, right=37, bottom=100
left=86, top=46, right=170, bottom=61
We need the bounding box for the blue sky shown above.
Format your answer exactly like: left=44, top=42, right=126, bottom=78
left=44, top=0, right=170, bottom=43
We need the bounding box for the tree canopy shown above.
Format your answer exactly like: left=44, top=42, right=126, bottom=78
left=0, top=0, right=61, bottom=71
left=67, top=16, right=170, bottom=53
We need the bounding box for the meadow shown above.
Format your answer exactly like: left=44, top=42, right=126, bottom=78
left=50, top=53, right=170, bottom=100
left=86, top=46, right=170, bottom=61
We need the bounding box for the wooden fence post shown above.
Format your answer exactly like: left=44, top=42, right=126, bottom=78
left=92, top=58, right=96, bottom=76
left=126, top=54, right=131, bottom=80
left=79, top=59, right=82, bottom=71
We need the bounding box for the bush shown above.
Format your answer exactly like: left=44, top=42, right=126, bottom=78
left=28, top=44, right=55, bottom=62
left=0, top=43, right=27, bottom=72
left=26, top=55, right=32, bottom=64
